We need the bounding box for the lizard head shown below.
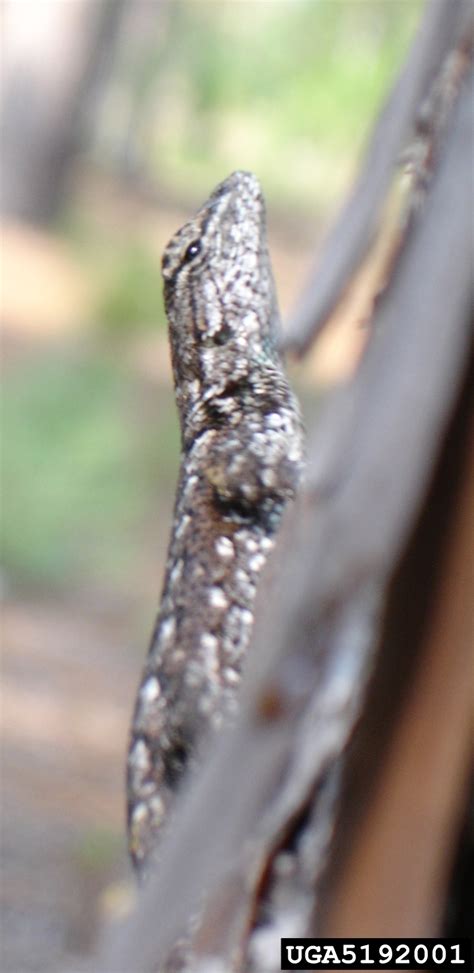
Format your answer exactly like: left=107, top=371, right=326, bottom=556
left=161, top=171, right=282, bottom=427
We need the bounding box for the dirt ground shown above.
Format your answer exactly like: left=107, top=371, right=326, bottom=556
left=2, top=595, right=141, bottom=971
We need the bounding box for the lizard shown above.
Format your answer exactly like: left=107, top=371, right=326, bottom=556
left=126, top=170, right=305, bottom=875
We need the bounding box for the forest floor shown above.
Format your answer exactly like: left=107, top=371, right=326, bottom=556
left=2, top=596, right=138, bottom=972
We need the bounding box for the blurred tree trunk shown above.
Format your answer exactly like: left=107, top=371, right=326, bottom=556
left=0, top=0, right=127, bottom=226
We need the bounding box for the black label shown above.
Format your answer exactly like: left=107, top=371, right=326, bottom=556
left=280, top=938, right=472, bottom=971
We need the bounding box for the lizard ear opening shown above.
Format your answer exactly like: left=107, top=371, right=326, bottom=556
left=213, top=323, right=232, bottom=345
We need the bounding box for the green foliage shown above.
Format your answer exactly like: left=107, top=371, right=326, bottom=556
left=96, top=242, right=166, bottom=337
left=1, top=354, right=178, bottom=591
left=143, top=0, right=423, bottom=209
left=61, top=209, right=166, bottom=339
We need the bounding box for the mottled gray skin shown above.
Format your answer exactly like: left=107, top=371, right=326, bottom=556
left=127, top=171, right=304, bottom=873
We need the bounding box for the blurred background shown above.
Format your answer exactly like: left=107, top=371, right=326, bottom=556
left=1, top=1, right=422, bottom=969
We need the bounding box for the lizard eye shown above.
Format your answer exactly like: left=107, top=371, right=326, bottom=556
left=183, top=240, right=201, bottom=263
